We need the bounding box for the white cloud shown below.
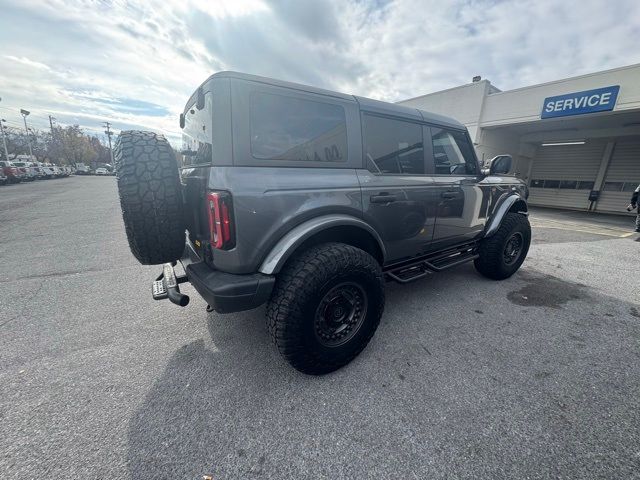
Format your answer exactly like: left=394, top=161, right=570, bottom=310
left=4, top=56, right=52, bottom=71
left=0, top=0, right=638, bottom=145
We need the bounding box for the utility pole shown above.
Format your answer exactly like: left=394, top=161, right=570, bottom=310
left=0, top=119, right=9, bottom=162
left=49, top=115, right=56, bottom=136
left=20, top=109, right=34, bottom=160
left=103, top=121, right=115, bottom=165
left=48, top=115, right=57, bottom=163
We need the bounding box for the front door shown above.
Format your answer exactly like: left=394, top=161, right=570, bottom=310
left=429, top=127, right=485, bottom=251
left=358, top=114, right=438, bottom=263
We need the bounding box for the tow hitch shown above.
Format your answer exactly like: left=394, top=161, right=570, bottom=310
left=152, top=262, right=190, bottom=307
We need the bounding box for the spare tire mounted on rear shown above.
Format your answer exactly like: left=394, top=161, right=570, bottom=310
left=114, top=130, right=185, bottom=265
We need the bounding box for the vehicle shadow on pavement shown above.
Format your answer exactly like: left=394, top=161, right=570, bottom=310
left=125, top=306, right=297, bottom=480
left=126, top=267, right=640, bottom=480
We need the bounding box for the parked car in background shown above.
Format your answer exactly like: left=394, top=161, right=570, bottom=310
left=0, top=170, right=7, bottom=185
left=75, top=163, right=90, bottom=175
left=95, top=167, right=108, bottom=175
left=28, top=162, right=47, bottom=179
left=12, top=161, right=38, bottom=181
left=0, top=160, right=24, bottom=183
left=41, top=164, right=58, bottom=178
left=36, top=163, right=53, bottom=179
left=49, top=164, right=63, bottom=178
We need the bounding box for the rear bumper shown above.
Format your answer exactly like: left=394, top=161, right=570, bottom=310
left=180, top=241, right=275, bottom=314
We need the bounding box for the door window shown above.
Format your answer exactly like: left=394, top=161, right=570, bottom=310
left=362, top=114, right=425, bottom=175
left=431, top=128, right=477, bottom=175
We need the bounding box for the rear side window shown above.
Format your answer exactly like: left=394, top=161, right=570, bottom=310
left=362, top=114, right=425, bottom=174
left=250, top=92, right=347, bottom=163
left=181, top=92, right=213, bottom=166
left=431, top=128, right=477, bottom=175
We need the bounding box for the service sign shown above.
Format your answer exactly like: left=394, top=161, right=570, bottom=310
left=541, top=85, right=620, bottom=119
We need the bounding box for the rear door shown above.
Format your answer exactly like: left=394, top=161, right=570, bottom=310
left=429, top=126, right=484, bottom=250
left=358, top=113, right=439, bottom=263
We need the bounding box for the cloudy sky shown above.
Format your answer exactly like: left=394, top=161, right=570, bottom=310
left=1, top=0, right=639, bottom=144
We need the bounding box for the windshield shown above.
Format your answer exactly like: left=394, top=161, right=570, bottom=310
left=181, top=91, right=213, bottom=167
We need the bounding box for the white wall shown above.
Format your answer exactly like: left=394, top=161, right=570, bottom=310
left=397, top=80, right=492, bottom=143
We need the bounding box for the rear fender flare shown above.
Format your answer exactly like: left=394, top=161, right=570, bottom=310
left=484, top=194, right=528, bottom=238
left=258, top=214, right=386, bottom=275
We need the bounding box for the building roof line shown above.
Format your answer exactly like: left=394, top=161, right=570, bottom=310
left=486, top=63, right=640, bottom=97
left=398, top=79, right=493, bottom=103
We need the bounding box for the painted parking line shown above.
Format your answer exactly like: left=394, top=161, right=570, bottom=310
left=530, top=218, right=635, bottom=238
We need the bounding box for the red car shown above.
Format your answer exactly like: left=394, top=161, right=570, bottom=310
left=0, top=160, right=24, bottom=183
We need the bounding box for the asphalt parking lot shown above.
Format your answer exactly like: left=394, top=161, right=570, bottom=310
left=1, top=177, right=639, bottom=480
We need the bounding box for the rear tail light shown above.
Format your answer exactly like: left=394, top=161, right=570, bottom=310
left=207, top=191, right=235, bottom=250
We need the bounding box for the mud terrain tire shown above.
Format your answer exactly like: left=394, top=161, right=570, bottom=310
left=114, top=131, right=185, bottom=265
left=474, top=212, right=531, bottom=280
left=266, top=243, right=385, bottom=375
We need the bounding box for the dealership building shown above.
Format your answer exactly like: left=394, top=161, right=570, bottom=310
left=398, top=63, right=640, bottom=215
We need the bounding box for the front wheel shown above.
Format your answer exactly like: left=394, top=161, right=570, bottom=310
left=474, top=212, right=531, bottom=280
left=266, top=243, right=385, bottom=375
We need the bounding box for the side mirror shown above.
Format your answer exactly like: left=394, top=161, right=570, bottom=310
left=484, top=155, right=513, bottom=176
left=196, top=87, right=205, bottom=110
left=179, top=113, right=185, bottom=129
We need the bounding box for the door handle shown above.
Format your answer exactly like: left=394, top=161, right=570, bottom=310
left=370, top=194, right=398, bottom=203
left=441, top=191, right=458, bottom=199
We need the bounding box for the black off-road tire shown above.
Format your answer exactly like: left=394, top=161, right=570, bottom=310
left=114, top=131, right=185, bottom=265
left=474, top=212, right=531, bottom=280
left=266, top=243, right=385, bottom=375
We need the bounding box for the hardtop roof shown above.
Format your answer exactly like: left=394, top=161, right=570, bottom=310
left=186, top=71, right=465, bottom=130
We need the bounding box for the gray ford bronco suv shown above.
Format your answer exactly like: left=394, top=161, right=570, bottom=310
left=115, top=71, right=530, bottom=374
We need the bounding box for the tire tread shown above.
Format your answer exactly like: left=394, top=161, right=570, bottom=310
left=474, top=212, right=530, bottom=280
left=114, top=131, right=185, bottom=265
left=266, top=243, right=384, bottom=375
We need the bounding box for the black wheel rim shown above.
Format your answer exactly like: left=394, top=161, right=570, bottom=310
left=503, top=232, right=524, bottom=265
left=314, top=282, right=368, bottom=347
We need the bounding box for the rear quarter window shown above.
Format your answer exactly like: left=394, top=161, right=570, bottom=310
left=181, top=92, right=213, bottom=166
left=250, top=92, right=347, bottom=163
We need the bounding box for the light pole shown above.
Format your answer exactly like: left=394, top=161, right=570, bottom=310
left=0, top=119, right=9, bottom=162
left=0, top=97, right=8, bottom=161
left=20, top=109, right=34, bottom=160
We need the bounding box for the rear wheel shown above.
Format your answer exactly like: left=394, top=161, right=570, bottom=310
left=114, top=131, right=185, bottom=265
left=266, top=243, right=385, bottom=375
left=474, top=212, right=531, bottom=280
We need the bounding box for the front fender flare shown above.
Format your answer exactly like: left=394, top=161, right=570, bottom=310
left=484, top=194, right=528, bottom=238
left=258, top=214, right=386, bottom=275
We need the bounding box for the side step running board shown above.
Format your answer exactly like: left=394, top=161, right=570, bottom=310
left=385, top=245, right=479, bottom=284
left=152, top=262, right=190, bottom=306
